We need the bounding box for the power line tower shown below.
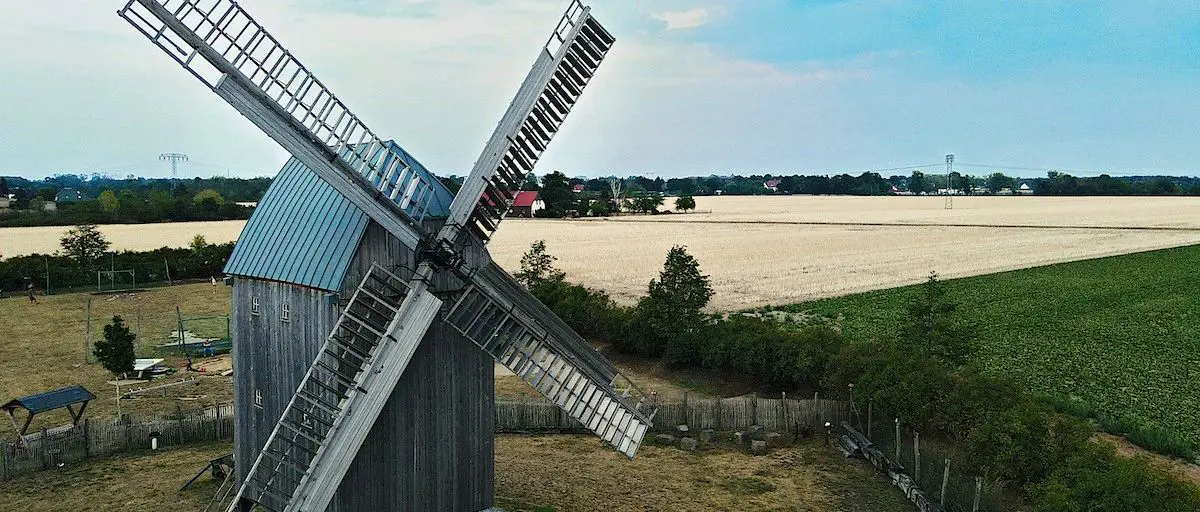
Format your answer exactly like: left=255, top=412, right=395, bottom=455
left=160, top=153, right=188, bottom=190
left=607, top=177, right=625, bottom=212
left=944, top=154, right=954, bottom=210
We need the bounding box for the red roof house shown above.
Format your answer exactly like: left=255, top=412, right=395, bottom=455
left=508, top=191, right=543, bottom=218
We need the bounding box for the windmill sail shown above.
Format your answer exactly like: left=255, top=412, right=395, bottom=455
left=444, top=0, right=615, bottom=243
left=118, top=0, right=435, bottom=248
left=447, top=263, right=655, bottom=458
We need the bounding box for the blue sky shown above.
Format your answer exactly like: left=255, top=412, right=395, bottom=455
left=1, top=0, right=1198, bottom=179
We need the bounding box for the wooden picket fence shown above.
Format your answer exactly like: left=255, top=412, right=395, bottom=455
left=495, top=394, right=849, bottom=434
left=0, top=397, right=846, bottom=482
left=0, top=404, right=235, bottom=481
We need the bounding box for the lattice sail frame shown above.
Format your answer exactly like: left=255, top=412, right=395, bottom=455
left=444, top=0, right=615, bottom=242
left=119, top=0, right=439, bottom=222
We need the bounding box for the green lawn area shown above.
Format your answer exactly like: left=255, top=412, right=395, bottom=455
left=774, top=244, right=1200, bottom=445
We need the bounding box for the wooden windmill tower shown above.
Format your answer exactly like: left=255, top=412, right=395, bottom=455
left=117, top=1, right=655, bottom=511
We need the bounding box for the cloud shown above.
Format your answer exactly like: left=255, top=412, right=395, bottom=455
left=650, top=7, right=725, bottom=30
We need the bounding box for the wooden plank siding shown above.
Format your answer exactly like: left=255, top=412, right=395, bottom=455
left=232, top=220, right=493, bottom=512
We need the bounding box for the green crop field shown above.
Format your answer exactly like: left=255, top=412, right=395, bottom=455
left=773, top=244, right=1200, bottom=447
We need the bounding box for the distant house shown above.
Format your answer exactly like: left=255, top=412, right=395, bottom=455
left=42, top=201, right=57, bottom=212
left=763, top=179, right=780, bottom=192
left=0, top=197, right=9, bottom=209
left=1018, top=183, right=1033, bottom=195
left=56, top=188, right=92, bottom=203
left=571, top=184, right=585, bottom=193
left=508, top=191, right=543, bottom=218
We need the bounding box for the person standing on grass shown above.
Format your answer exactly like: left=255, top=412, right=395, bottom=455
left=27, top=283, right=37, bottom=304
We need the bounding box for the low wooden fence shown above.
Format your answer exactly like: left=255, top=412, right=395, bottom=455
left=0, top=404, right=235, bottom=481
left=495, top=394, right=849, bottom=434
left=0, top=397, right=845, bottom=482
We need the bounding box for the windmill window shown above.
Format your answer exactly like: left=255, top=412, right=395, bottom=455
left=254, top=389, right=263, bottom=409
left=251, top=297, right=260, bottom=316
left=281, top=303, right=291, bottom=322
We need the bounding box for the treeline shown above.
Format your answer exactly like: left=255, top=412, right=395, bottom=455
left=516, top=242, right=1200, bottom=511
left=0, top=227, right=233, bottom=294
left=1, top=176, right=260, bottom=227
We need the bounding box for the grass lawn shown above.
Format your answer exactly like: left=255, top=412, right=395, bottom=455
left=0, top=441, right=233, bottom=511
left=773, top=243, right=1200, bottom=445
left=497, top=434, right=910, bottom=512
left=0, top=436, right=910, bottom=512
left=0, top=282, right=233, bottom=426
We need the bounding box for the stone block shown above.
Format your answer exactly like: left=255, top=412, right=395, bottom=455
left=677, top=424, right=690, bottom=433
left=748, top=424, right=765, bottom=441
left=750, top=440, right=767, bottom=454
left=654, top=433, right=676, bottom=446
left=765, top=431, right=786, bottom=448
left=734, top=431, right=748, bottom=447
left=679, top=437, right=697, bottom=451
left=699, top=428, right=716, bottom=444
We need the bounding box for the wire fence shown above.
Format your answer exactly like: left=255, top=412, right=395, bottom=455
left=857, top=402, right=1006, bottom=512
left=0, top=244, right=233, bottom=297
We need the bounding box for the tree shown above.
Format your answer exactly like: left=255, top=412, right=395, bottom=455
left=674, top=195, right=696, bottom=212
left=588, top=200, right=611, bottom=217
left=520, top=172, right=541, bottom=191
left=624, top=245, right=713, bottom=363
left=899, top=271, right=975, bottom=366
left=0, top=177, right=7, bottom=197
left=190, top=234, right=209, bottom=251
left=515, top=240, right=566, bottom=289
left=94, top=316, right=136, bottom=376
left=36, top=188, right=57, bottom=201
left=909, top=171, right=927, bottom=194
left=536, top=171, right=574, bottom=217
left=60, top=223, right=111, bottom=267
left=986, top=172, right=1015, bottom=193
left=193, top=188, right=225, bottom=207
left=98, top=190, right=120, bottom=214
left=12, top=188, right=28, bottom=209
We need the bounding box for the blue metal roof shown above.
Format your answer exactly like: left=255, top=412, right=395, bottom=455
left=224, top=141, right=453, bottom=292
left=2, top=385, right=95, bottom=414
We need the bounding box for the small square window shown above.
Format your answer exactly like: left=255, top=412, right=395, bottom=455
left=254, top=389, right=263, bottom=409
left=281, top=303, right=291, bottom=322
left=251, top=297, right=260, bottom=316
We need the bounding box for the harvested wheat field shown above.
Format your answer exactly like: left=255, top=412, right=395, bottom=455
left=6, top=196, right=1200, bottom=309
left=488, top=195, right=1200, bottom=309
left=0, top=220, right=247, bottom=259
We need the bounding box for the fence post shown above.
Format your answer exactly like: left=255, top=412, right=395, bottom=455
left=972, top=476, right=982, bottom=512
left=751, top=393, right=758, bottom=425
left=40, top=427, right=49, bottom=470
left=519, top=394, right=527, bottom=429
left=84, top=418, right=91, bottom=457
left=941, top=457, right=951, bottom=505
left=682, top=392, right=689, bottom=427
left=177, top=405, right=185, bottom=445
left=912, top=434, right=921, bottom=482
left=780, top=392, right=788, bottom=434
left=714, top=397, right=722, bottom=431
left=894, top=418, right=901, bottom=462
left=866, top=401, right=872, bottom=440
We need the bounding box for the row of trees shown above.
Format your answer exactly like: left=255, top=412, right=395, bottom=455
left=0, top=223, right=233, bottom=293
left=515, top=241, right=1200, bottom=511
left=1, top=182, right=253, bottom=227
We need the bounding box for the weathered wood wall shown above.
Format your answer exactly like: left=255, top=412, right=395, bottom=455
left=232, top=220, right=494, bottom=512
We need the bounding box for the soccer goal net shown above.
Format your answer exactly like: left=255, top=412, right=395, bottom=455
left=97, top=270, right=137, bottom=293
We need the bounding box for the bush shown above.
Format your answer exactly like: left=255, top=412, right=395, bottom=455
left=1028, top=441, right=1200, bottom=512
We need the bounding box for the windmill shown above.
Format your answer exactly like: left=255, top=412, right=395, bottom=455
left=117, top=1, right=654, bottom=511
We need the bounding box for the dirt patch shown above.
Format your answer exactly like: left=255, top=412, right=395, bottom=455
left=1099, top=433, right=1200, bottom=485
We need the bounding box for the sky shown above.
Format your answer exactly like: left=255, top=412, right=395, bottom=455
left=1, top=0, right=1198, bottom=180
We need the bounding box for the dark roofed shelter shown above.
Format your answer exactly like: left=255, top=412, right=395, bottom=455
left=2, top=385, right=95, bottom=439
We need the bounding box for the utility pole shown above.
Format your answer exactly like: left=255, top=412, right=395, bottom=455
left=945, top=154, right=955, bottom=210
left=160, top=153, right=189, bottom=190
